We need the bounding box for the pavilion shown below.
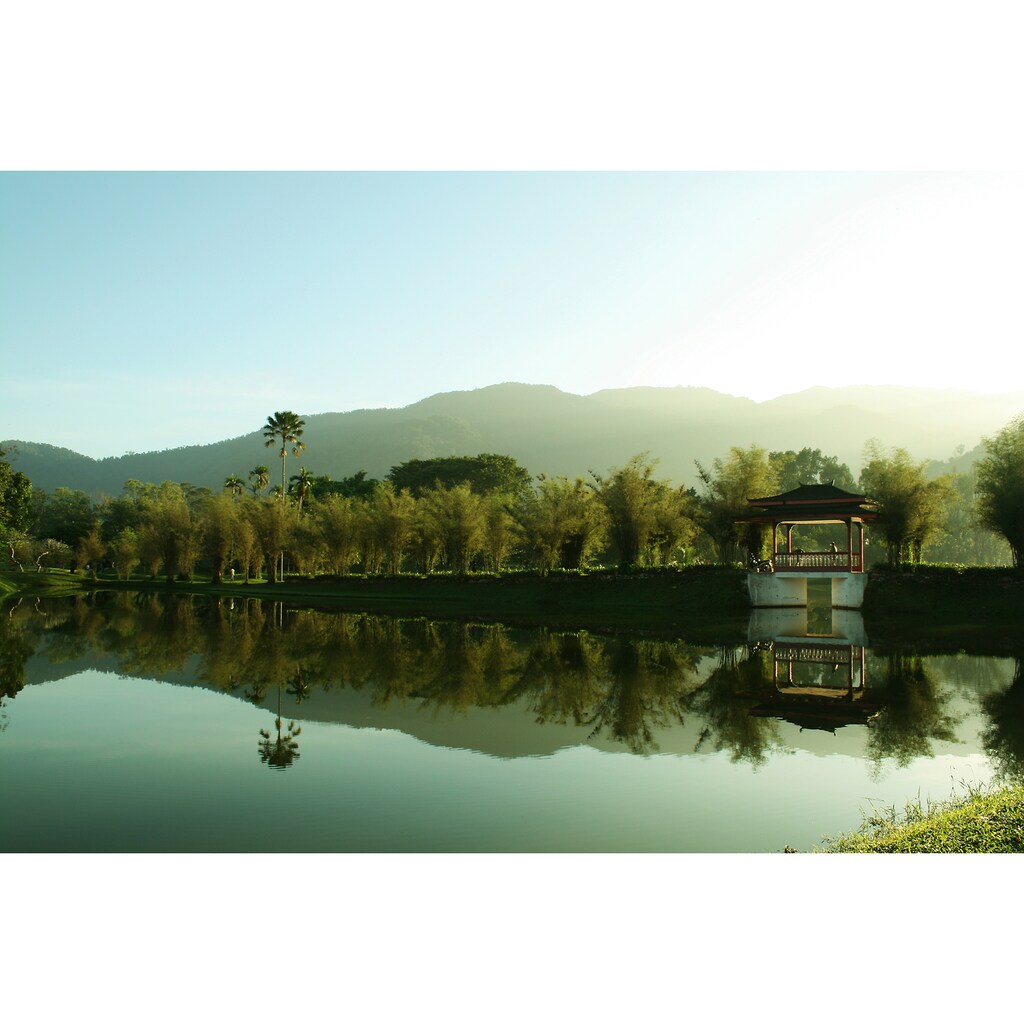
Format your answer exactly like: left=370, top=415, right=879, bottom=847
left=736, top=483, right=879, bottom=608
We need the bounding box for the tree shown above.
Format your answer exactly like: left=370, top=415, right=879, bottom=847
left=289, top=466, right=315, bottom=512
left=109, top=528, right=140, bottom=581
left=5, top=531, right=32, bottom=571
left=363, top=482, right=415, bottom=575
left=769, top=448, right=856, bottom=491
left=481, top=493, right=517, bottom=572
left=33, top=537, right=71, bottom=572
left=649, top=486, right=701, bottom=566
left=418, top=483, right=485, bottom=574
left=289, top=514, right=323, bottom=575
left=248, top=465, right=270, bottom=497
left=0, top=449, right=33, bottom=539
left=234, top=514, right=263, bottom=583
left=200, top=493, right=240, bottom=584
left=916, top=469, right=1011, bottom=566
left=513, top=476, right=607, bottom=573
left=30, top=487, right=98, bottom=551
left=859, top=443, right=954, bottom=566
left=249, top=497, right=297, bottom=584
left=975, top=416, right=1024, bottom=567
left=97, top=485, right=146, bottom=542
left=77, top=528, right=107, bottom=579
left=589, top=454, right=668, bottom=570
left=388, top=454, right=532, bottom=498
left=224, top=474, right=245, bottom=499
left=313, top=494, right=362, bottom=575
left=262, top=411, right=307, bottom=498
left=136, top=482, right=203, bottom=582
left=695, top=445, right=778, bottom=563
left=312, top=470, right=378, bottom=500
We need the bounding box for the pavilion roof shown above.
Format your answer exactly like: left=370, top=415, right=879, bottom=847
left=738, top=483, right=878, bottom=523
left=747, top=483, right=869, bottom=506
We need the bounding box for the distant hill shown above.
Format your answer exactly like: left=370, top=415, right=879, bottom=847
left=4, top=382, right=1023, bottom=497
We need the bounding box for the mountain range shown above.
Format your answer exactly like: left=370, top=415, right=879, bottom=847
left=5, top=382, right=1024, bottom=497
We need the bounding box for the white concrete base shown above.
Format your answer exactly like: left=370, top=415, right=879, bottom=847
left=747, top=572, right=808, bottom=607
left=747, top=571, right=869, bottom=609
left=830, top=572, right=868, bottom=609
left=748, top=607, right=868, bottom=645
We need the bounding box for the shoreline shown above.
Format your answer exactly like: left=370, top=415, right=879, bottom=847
left=4, top=565, right=1024, bottom=650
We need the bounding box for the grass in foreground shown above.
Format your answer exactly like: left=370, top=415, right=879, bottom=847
left=0, top=568, right=86, bottom=597
left=817, top=783, right=1024, bottom=853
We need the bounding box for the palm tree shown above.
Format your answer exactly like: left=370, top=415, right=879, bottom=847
left=224, top=474, right=245, bottom=499
left=262, top=412, right=307, bottom=500
left=290, top=466, right=315, bottom=512
left=248, top=464, right=270, bottom=498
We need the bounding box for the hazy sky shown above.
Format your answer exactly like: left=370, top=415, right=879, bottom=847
left=2, top=170, right=1022, bottom=458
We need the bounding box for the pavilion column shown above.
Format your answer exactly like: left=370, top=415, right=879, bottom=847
left=772, top=521, right=778, bottom=555
left=859, top=522, right=866, bottom=572
left=847, top=519, right=853, bottom=571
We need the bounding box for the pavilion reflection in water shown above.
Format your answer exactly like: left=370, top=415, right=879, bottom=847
left=744, top=605, right=883, bottom=732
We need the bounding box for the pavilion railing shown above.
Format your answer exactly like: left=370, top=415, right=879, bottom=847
left=773, top=643, right=858, bottom=665
left=772, top=551, right=862, bottom=572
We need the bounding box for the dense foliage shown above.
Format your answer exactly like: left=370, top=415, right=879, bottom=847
left=387, top=453, right=532, bottom=498
left=858, top=442, right=955, bottom=567
left=0, top=450, right=33, bottom=536
left=975, top=416, right=1024, bottom=568
left=4, top=411, right=1023, bottom=581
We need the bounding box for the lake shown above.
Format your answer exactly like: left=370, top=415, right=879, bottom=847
left=2, top=591, right=1021, bottom=852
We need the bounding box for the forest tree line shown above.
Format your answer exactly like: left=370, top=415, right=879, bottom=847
left=2, top=409, right=1024, bottom=580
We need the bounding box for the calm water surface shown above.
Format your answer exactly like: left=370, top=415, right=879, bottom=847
left=1, top=593, right=1021, bottom=852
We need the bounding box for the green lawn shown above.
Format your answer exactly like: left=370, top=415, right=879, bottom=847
left=817, top=784, right=1024, bottom=853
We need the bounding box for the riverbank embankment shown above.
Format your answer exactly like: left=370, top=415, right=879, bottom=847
left=862, top=566, right=1024, bottom=654
left=0, top=567, right=752, bottom=641
left=5, top=564, right=1024, bottom=648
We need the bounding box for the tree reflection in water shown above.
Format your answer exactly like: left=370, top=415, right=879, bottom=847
left=579, top=639, right=698, bottom=755
left=864, top=653, right=961, bottom=774
left=258, top=681, right=302, bottom=770
left=0, top=593, right=1017, bottom=769
left=504, top=630, right=609, bottom=730
left=1, top=600, right=36, bottom=714
left=982, top=657, right=1024, bottom=783
left=689, top=646, right=782, bottom=767
left=286, top=668, right=312, bottom=704
left=244, top=681, right=267, bottom=705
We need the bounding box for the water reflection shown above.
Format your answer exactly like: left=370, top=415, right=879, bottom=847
left=746, top=607, right=878, bottom=734
left=866, top=654, right=960, bottom=769
left=745, top=605, right=963, bottom=771
left=1, top=592, right=1022, bottom=775
left=982, top=659, right=1024, bottom=783
left=690, top=647, right=783, bottom=767
left=258, top=681, right=302, bottom=770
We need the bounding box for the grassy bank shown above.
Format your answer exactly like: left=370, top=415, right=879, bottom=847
left=815, top=784, right=1024, bottom=853
left=0, top=566, right=752, bottom=641
left=862, top=565, right=1024, bottom=653
left=0, top=568, right=88, bottom=598
left=6, top=563, right=1024, bottom=647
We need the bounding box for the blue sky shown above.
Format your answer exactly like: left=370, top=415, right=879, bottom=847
left=2, top=170, right=1023, bottom=457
